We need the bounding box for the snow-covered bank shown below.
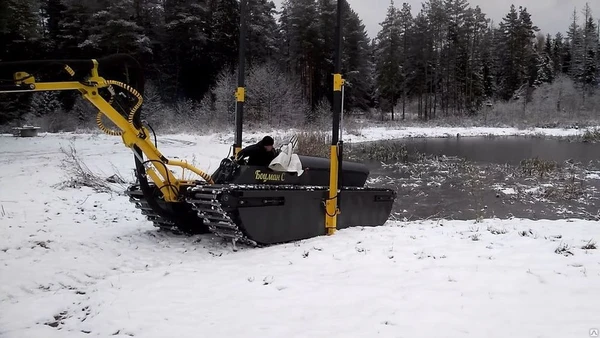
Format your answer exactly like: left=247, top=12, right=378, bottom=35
left=1, top=133, right=599, bottom=338
left=2, top=124, right=595, bottom=145
left=203, top=125, right=597, bottom=144
left=344, top=125, right=595, bottom=142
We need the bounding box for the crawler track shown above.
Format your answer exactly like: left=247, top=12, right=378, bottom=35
left=126, top=187, right=180, bottom=233
left=186, top=185, right=257, bottom=246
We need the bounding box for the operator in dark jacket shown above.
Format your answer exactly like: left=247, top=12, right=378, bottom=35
left=236, top=136, right=278, bottom=166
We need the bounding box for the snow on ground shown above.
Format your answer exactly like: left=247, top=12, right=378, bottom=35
left=1, top=131, right=599, bottom=338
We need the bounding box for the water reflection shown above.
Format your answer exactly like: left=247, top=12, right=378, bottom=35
left=374, top=136, right=599, bottom=165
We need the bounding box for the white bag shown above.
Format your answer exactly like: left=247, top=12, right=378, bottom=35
left=268, top=135, right=304, bottom=176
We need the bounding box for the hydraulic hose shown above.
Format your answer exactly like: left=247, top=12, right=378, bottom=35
left=96, top=111, right=122, bottom=136
left=106, top=79, right=143, bottom=127
left=96, top=89, right=123, bottom=136
left=95, top=80, right=142, bottom=136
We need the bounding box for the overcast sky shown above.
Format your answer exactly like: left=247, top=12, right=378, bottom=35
left=272, top=0, right=600, bottom=39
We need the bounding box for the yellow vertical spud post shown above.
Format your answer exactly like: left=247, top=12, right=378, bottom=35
left=325, top=0, right=345, bottom=236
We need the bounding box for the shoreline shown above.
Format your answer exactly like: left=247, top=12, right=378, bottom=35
left=2, top=125, right=597, bottom=143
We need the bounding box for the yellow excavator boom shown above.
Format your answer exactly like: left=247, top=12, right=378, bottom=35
left=0, top=56, right=213, bottom=201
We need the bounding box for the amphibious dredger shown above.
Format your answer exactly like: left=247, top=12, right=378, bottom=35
left=0, top=1, right=396, bottom=247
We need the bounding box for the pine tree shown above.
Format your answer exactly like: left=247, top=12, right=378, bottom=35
left=582, top=6, right=599, bottom=91
left=80, top=0, right=151, bottom=56
left=423, top=0, right=445, bottom=118
left=0, top=0, right=40, bottom=60
left=279, top=0, right=320, bottom=108
left=496, top=5, right=521, bottom=100
left=517, top=7, right=539, bottom=91
left=162, top=0, right=211, bottom=100
left=567, top=7, right=584, bottom=82
left=409, top=9, right=433, bottom=119
left=0, top=0, right=41, bottom=124
left=246, top=0, right=279, bottom=67
left=374, top=1, right=402, bottom=119
left=551, top=32, right=565, bottom=75
left=209, top=0, right=239, bottom=73
left=444, top=0, right=470, bottom=115
left=466, top=6, right=489, bottom=112
left=397, top=2, right=413, bottom=119
left=493, top=5, right=538, bottom=101
left=480, top=25, right=496, bottom=99
left=314, top=0, right=336, bottom=107
left=38, top=0, right=67, bottom=54
left=340, top=6, right=373, bottom=111
left=537, top=35, right=555, bottom=84
left=54, top=0, right=96, bottom=59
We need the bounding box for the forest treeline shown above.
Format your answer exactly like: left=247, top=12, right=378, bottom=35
left=0, top=0, right=599, bottom=130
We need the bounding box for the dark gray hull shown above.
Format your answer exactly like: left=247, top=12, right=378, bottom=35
left=126, top=182, right=396, bottom=246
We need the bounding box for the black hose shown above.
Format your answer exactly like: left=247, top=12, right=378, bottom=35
left=146, top=121, right=158, bottom=148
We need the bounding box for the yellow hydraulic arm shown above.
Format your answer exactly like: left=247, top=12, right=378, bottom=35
left=0, top=57, right=213, bottom=201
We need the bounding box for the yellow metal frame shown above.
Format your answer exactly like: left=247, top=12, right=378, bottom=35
left=1, top=59, right=214, bottom=202
left=324, top=72, right=345, bottom=236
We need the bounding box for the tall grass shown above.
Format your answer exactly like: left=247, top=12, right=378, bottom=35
left=295, top=131, right=330, bottom=157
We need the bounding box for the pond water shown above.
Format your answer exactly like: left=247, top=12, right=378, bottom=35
left=359, top=136, right=600, bottom=221
left=379, top=136, right=600, bottom=165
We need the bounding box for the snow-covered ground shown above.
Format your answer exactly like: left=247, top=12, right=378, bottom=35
left=1, top=130, right=599, bottom=338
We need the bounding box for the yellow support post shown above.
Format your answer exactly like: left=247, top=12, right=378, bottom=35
left=325, top=72, right=344, bottom=236
left=326, top=0, right=345, bottom=236
left=325, top=144, right=339, bottom=235
left=234, top=87, right=245, bottom=158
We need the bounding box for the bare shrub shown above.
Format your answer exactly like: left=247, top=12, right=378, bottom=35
left=555, top=242, right=574, bottom=256
left=306, top=97, right=332, bottom=127
left=55, top=145, right=113, bottom=193
left=173, top=98, right=199, bottom=129
left=213, top=69, right=237, bottom=126
left=480, top=75, right=600, bottom=128
left=487, top=226, right=508, bottom=235
left=246, top=62, right=308, bottom=128
left=209, top=63, right=310, bottom=130
left=341, top=113, right=365, bottom=137
left=582, top=239, right=597, bottom=250
left=18, top=91, right=85, bottom=132
left=519, top=229, right=534, bottom=237
left=582, top=128, right=600, bottom=143
left=296, top=131, right=329, bottom=157
left=140, top=81, right=170, bottom=128
left=519, top=157, right=557, bottom=178
left=22, top=109, right=80, bottom=133
left=346, top=142, right=409, bottom=163
left=143, top=94, right=218, bottom=135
